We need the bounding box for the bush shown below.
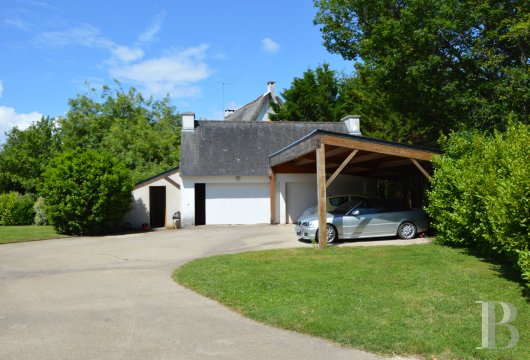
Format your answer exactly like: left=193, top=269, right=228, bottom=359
left=427, top=123, right=530, bottom=286
left=40, top=149, right=133, bottom=235
left=0, top=192, right=36, bottom=225
left=33, top=197, right=48, bottom=225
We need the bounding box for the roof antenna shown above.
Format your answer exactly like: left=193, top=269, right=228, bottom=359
left=217, top=81, right=229, bottom=119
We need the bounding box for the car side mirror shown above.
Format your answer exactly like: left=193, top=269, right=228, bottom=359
left=351, top=210, right=360, bottom=216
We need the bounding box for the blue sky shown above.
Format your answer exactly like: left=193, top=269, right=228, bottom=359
left=0, top=0, right=352, bottom=143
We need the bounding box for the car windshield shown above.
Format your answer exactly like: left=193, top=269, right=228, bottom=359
left=330, top=197, right=365, bottom=215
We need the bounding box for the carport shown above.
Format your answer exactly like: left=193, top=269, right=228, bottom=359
left=269, top=130, right=441, bottom=248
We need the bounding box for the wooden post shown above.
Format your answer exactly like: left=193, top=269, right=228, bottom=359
left=316, top=142, right=327, bottom=248
left=269, top=171, right=276, bottom=224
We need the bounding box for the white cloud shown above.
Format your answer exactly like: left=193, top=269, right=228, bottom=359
left=112, top=45, right=144, bottom=63
left=261, top=37, right=280, bottom=54
left=109, top=44, right=213, bottom=97
left=3, top=18, right=30, bottom=31
left=37, top=24, right=144, bottom=63
left=138, top=12, right=165, bottom=43
left=0, top=106, right=43, bottom=141
left=0, top=80, right=3, bottom=98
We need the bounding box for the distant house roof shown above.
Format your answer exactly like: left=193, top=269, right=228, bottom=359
left=225, top=84, right=283, bottom=122
left=180, top=121, right=348, bottom=177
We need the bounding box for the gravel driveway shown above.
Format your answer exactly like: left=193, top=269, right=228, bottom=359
left=0, top=225, right=426, bottom=360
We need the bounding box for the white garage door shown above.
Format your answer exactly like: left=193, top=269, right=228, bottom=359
left=286, top=182, right=317, bottom=224
left=206, top=183, right=270, bottom=224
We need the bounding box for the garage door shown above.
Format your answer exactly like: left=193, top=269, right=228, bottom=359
left=286, top=182, right=317, bottom=224
left=206, top=183, right=270, bottom=224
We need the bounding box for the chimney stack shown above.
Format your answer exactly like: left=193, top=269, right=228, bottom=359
left=182, top=112, right=195, bottom=132
left=341, top=115, right=361, bottom=136
left=267, top=81, right=276, bottom=98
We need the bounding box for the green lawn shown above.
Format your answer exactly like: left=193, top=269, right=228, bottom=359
left=174, top=244, right=529, bottom=360
left=0, top=225, right=66, bottom=244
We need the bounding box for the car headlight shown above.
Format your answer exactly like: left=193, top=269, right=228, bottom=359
left=302, top=222, right=316, bottom=228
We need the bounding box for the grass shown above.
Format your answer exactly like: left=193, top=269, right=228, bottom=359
left=174, top=244, right=529, bottom=359
left=0, top=225, right=66, bottom=244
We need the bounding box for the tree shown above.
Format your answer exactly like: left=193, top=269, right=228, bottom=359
left=270, top=64, right=349, bottom=122
left=60, top=83, right=181, bottom=182
left=40, top=149, right=133, bottom=235
left=0, top=116, right=60, bottom=193
left=314, top=0, right=529, bottom=145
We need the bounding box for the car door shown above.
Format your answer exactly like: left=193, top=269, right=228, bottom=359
left=341, top=199, right=376, bottom=237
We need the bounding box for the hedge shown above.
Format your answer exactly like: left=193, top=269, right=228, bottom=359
left=427, top=123, right=529, bottom=286
left=40, top=149, right=133, bottom=235
left=0, top=192, right=36, bottom=225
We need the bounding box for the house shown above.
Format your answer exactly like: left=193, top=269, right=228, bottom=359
left=179, top=112, right=375, bottom=226
left=224, top=81, right=282, bottom=122
left=123, top=167, right=182, bottom=229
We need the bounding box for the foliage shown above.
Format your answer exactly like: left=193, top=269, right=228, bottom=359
left=33, top=197, right=48, bottom=226
left=0, top=192, right=36, bottom=226
left=427, top=122, right=530, bottom=285
left=60, top=82, right=181, bottom=183
left=0, top=116, right=60, bottom=193
left=176, top=245, right=529, bottom=359
left=40, top=149, right=133, bottom=235
left=314, top=0, right=530, bottom=145
left=270, top=64, right=351, bottom=122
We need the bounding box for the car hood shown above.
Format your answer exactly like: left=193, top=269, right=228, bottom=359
left=298, top=213, right=334, bottom=223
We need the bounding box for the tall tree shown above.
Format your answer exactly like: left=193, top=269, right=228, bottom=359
left=0, top=116, right=60, bottom=193
left=60, top=83, right=181, bottom=182
left=314, top=0, right=529, bottom=145
left=270, top=64, right=347, bottom=122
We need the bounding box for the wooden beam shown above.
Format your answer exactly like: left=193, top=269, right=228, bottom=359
left=321, top=135, right=435, bottom=161
left=164, top=176, right=181, bottom=189
left=410, top=159, right=433, bottom=182
left=294, top=158, right=314, bottom=166
left=379, top=158, right=413, bottom=168
left=346, top=152, right=384, bottom=165
left=326, top=149, right=358, bottom=188
left=269, top=171, right=276, bottom=224
left=316, top=142, right=327, bottom=248
left=325, top=147, right=351, bottom=157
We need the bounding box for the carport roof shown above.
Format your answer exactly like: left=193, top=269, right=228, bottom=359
left=269, top=130, right=442, bottom=179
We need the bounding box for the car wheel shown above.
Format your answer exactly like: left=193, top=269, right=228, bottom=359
left=397, top=221, right=417, bottom=239
left=315, top=224, right=338, bottom=244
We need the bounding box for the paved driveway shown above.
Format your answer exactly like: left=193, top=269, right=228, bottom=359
left=0, top=225, right=426, bottom=360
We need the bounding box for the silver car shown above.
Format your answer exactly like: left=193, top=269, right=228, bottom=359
left=295, top=198, right=429, bottom=244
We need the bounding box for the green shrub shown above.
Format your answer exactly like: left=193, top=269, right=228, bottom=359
left=33, top=197, right=48, bottom=225
left=0, top=192, right=36, bottom=225
left=427, top=123, right=530, bottom=285
left=40, top=149, right=133, bottom=235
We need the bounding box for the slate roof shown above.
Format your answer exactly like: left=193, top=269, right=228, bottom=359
left=224, top=92, right=283, bottom=122
left=180, top=121, right=349, bottom=176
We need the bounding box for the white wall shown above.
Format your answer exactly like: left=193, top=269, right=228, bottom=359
left=274, top=173, right=376, bottom=224
left=180, top=173, right=376, bottom=226
left=180, top=176, right=269, bottom=226
left=123, top=172, right=182, bottom=229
